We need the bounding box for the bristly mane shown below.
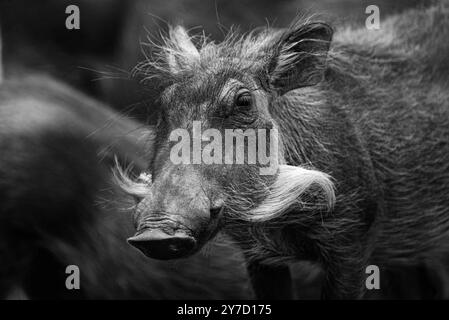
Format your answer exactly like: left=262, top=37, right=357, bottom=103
left=328, top=0, right=449, bottom=83
left=132, top=15, right=331, bottom=85
left=133, top=0, right=448, bottom=91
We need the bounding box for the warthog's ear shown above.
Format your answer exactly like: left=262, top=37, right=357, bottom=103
left=269, top=22, right=333, bottom=94
left=166, top=26, right=200, bottom=73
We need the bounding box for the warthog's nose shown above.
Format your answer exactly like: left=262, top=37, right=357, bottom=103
left=127, top=229, right=196, bottom=260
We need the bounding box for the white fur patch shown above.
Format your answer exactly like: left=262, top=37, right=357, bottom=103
left=247, top=164, right=335, bottom=221
left=113, top=158, right=152, bottom=198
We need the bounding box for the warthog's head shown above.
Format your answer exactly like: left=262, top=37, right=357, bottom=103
left=117, top=19, right=336, bottom=259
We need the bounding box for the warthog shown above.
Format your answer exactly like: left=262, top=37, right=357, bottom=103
left=118, top=1, right=449, bottom=299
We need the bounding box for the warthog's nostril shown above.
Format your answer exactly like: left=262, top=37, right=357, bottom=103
left=127, top=229, right=196, bottom=260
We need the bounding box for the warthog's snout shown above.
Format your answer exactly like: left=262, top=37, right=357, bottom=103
left=128, top=229, right=197, bottom=260
left=120, top=164, right=225, bottom=260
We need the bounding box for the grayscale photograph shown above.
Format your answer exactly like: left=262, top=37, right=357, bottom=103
left=0, top=0, right=448, bottom=306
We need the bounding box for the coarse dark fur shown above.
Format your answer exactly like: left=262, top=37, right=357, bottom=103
left=117, top=0, right=449, bottom=299
left=0, top=74, right=252, bottom=299
left=244, top=0, right=449, bottom=297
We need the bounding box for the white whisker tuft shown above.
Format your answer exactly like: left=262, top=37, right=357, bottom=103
left=112, top=157, right=152, bottom=198
left=246, top=164, right=335, bottom=222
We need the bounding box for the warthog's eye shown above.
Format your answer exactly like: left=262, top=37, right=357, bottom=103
left=234, top=90, right=252, bottom=108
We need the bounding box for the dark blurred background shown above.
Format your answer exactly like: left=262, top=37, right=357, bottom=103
left=0, top=0, right=429, bottom=116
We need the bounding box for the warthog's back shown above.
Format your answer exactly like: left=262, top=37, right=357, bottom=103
left=331, top=3, right=449, bottom=262
left=271, top=2, right=449, bottom=265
